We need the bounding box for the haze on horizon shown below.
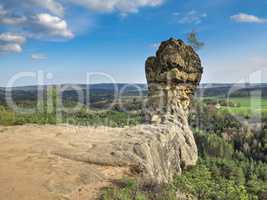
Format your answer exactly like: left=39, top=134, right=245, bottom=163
left=0, top=0, right=267, bottom=87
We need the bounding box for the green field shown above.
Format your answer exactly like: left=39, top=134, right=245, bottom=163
left=224, top=97, right=267, bottom=116
left=228, top=97, right=267, bottom=108
left=200, top=97, right=267, bottom=117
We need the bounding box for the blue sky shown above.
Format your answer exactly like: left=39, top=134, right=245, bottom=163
left=0, top=0, right=267, bottom=86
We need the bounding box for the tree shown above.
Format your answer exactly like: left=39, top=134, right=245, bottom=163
left=187, top=30, right=204, bottom=51
left=174, top=165, right=214, bottom=199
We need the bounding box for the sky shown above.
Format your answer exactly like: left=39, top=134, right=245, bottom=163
left=0, top=0, right=267, bottom=86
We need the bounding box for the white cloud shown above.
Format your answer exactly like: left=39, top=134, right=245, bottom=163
left=0, top=33, right=26, bottom=44
left=30, top=13, right=74, bottom=39
left=231, top=13, right=267, bottom=24
left=0, top=4, right=26, bottom=25
left=0, top=16, right=27, bottom=25
left=32, top=0, right=64, bottom=16
left=0, top=33, right=25, bottom=53
left=0, top=0, right=165, bottom=53
left=31, top=53, right=47, bottom=60
left=68, top=0, right=163, bottom=13
left=1, top=0, right=64, bottom=17
left=0, top=1, right=70, bottom=43
left=178, top=10, right=207, bottom=24
left=0, top=43, right=22, bottom=53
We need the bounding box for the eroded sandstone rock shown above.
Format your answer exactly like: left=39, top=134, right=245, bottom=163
left=125, top=38, right=203, bottom=183
left=74, top=38, right=202, bottom=184
left=145, top=38, right=203, bottom=125
left=54, top=38, right=203, bottom=184
left=61, top=38, right=203, bottom=184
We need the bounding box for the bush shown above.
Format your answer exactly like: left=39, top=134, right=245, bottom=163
left=194, top=131, right=234, bottom=159
left=0, top=106, right=142, bottom=127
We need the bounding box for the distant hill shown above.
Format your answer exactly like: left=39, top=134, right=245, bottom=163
left=197, top=83, right=267, bottom=97
left=0, top=83, right=267, bottom=106
left=3, top=83, right=147, bottom=92
left=0, top=84, right=147, bottom=106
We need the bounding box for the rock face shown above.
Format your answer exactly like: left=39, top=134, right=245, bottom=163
left=125, top=38, right=203, bottom=183
left=52, top=38, right=203, bottom=185
left=63, top=38, right=203, bottom=184
left=145, top=38, right=203, bottom=125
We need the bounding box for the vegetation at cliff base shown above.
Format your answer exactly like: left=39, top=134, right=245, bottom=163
left=101, top=98, right=267, bottom=200
left=101, top=131, right=267, bottom=200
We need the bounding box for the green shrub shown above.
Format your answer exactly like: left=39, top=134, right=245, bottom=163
left=174, top=162, right=249, bottom=200
left=101, top=178, right=147, bottom=200
left=0, top=106, right=142, bottom=127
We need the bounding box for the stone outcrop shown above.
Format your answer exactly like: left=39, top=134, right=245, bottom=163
left=53, top=38, right=203, bottom=184
left=58, top=38, right=203, bottom=184
left=145, top=38, right=203, bottom=125
left=124, top=38, right=203, bottom=183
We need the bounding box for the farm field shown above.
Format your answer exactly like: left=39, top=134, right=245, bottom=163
left=200, top=96, right=267, bottom=117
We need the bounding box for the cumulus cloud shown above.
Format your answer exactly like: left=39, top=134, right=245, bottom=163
left=1, top=0, right=64, bottom=17
left=31, top=53, right=47, bottom=60
left=231, top=13, right=267, bottom=24
left=0, top=33, right=26, bottom=44
left=0, top=43, right=22, bottom=53
left=0, top=0, right=165, bottom=53
left=0, top=16, right=27, bottom=25
left=0, top=4, right=27, bottom=25
left=0, top=0, right=71, bottom=44
left=67, top=0, right=163, bottom=13
left=178, top=10, right=207, bottom=24
left=0, top=33, right=26, bottom=53
left=31, top=0, right=64, bottom=16
left=29, top=13, right=74, bottom=39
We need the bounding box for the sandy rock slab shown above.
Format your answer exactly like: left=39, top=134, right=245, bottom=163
left=0, top=125, right=131, bottom=200
left=0, top=123, right=197, bottom=200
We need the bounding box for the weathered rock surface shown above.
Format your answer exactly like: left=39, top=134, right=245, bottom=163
left=0, top=38, right=203, bottom=200
left=0, top=125, right=131, bottom=200
left=131, top=38, right=203, bottom=182
left=53, top=38, right=202, bottom=184
left=0, top=124, right=197, bottom=200
left=145, top=38, right=203, bottom=124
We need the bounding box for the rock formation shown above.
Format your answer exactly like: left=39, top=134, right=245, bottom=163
left=53, top=38, right=203, bottom=184
left=132, top=38, right=204, bottom=182
left=52, top=38, right=203, bottom=184
left=123, top=38, right=203, bottom=183
left=145, top=38, right=203, bottom=125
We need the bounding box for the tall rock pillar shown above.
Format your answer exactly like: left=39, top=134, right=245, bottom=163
left=53, top=38, right=204, bottom=185
left=145, top=38, right=203, bottom=126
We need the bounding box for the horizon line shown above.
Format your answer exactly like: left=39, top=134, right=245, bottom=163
left=1, top=82, right=267, bottom=89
